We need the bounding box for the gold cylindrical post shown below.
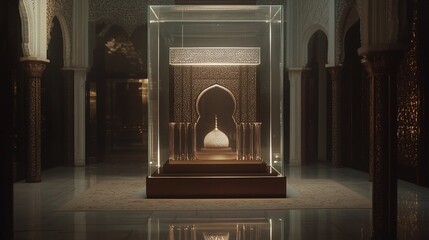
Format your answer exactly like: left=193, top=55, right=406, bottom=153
left=169, top=225, right=175, bottom=240
left=191, top=225, right=196, bottom=240
left=236, top=124, right=242, bottom=160
left=169, top=122, right=176, bottom=160
left=241, top=122, right=247, bottom=160
left=254, top=122, right=262, bottom=161
left=178, top=123, right=183, bottom=160
left=248, top=123, right=254, bottom=160
left=184, top=122, right=190, bottom=160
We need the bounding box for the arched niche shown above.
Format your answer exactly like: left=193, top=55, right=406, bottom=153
left=195, top=84, right=237, bottom=151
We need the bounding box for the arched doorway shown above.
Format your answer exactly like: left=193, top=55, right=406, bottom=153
left=195, top=84, right=237, bottom=152
left=302, top=30, right=328, bottom=164
left=88, top=23, right=147, bottom=161
left=41, top=16, right=65, bottom=169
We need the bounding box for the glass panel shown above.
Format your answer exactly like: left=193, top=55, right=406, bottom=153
left=150, top=5, right=281, bottom=22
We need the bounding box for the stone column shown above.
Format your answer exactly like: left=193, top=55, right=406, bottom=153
left=21, top=58, right=49, bottom=182
left=327, top=65, right=342, bottom=167
left=62, top=69, right=75, bottom=166
left=71, top=0, right=88, bottom=166
left=288, top=68, right=308, bottom=166
left=73, top=68, right=87, bottom=166
left=360, top=50, right=402, bottom=240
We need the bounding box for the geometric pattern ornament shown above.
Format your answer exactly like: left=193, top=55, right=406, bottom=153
left=170, top=47, right=260, bottom=65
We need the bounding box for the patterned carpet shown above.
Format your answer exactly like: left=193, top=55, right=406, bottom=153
left=58, top=179, right=371, bottom=212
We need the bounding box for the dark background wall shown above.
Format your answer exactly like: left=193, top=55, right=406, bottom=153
left=341, top=20, right=369, bottom=172
left=1, top=0, right=20, bottom=239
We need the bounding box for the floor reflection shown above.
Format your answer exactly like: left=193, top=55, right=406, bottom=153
left=150, top=218, right=274, bottom=240
left=12, top=158, right=429, bottom=240
left=148, top=213, right=286, bottom=240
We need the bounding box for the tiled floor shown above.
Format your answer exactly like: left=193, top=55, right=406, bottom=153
left=13, top=154, right=429, bottom=239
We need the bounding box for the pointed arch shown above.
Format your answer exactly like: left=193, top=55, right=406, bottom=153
left=195, top=84, right=238, bottom=151
left=195, top=84, right=237, bottom=119
left=19, top=0, right=34, bottom=56
left=52, top=14, right=71, bottom=67
left=301, top=24, right=328, bottom=66
left=337, top=5, right=360, bottom=63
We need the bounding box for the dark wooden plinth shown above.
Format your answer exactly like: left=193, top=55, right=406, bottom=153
left=146, top=160, right=287, bottom=198
left=146, top=175, right=286, bottom=198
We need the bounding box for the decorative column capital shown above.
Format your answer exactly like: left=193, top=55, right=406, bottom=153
left=21, top=57, right=49, bottom=78
left=327, top=65, right=343, bottom=80
left=360, top=50, right=403, bottom=77
left=287, top=67, right=311, bottom=86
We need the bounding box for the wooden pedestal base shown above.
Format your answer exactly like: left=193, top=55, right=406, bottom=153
left=146, top=175, right=286, bottom=198
left=146, top=160, right=286, bottom=198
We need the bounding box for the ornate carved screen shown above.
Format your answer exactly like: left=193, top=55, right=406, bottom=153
left=169, top=47, right=260, bottom=160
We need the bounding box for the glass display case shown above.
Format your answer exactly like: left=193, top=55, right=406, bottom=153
left=147, top=5, right=285, bottom=198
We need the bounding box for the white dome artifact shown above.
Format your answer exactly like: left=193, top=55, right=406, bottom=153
left=203, top=115, right=229, bottom=148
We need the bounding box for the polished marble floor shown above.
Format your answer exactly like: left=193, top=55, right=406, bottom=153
left=13, top=154, right=429, bottom=240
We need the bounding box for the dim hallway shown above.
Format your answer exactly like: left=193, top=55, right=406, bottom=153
left=13, top=154, right=429, bottom=240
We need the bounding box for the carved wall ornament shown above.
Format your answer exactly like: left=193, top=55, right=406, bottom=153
left=172, top=65, right=258, bottom=124
left=170, top=48, right=260, bottom=65
left=397, top=7, right=420, bottom=167
left=301, top=0, right=329, bottom=37
left=336, top=0, right=360, bottom=63
left=398, top=191, right=420, bottom=237
left=47, top=0, right=72, bottom=49
left=89, top=0, right=173, bottom=34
